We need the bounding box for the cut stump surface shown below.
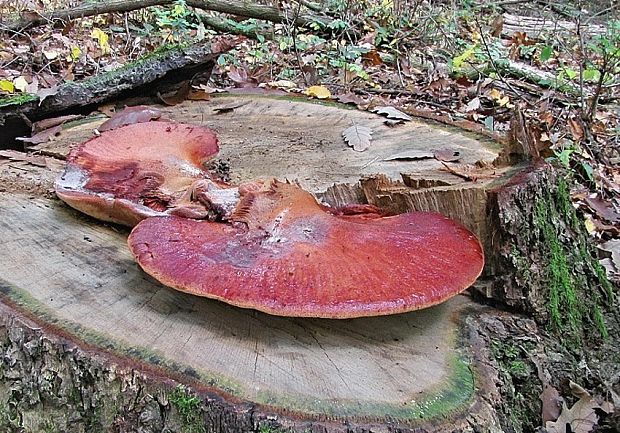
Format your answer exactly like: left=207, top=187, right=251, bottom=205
left=0, top=94, right=506, bottom=430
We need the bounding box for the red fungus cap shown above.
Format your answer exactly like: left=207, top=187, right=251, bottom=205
left=128, top=180, right=484, bottom=318
left=55, top=121, right=225, bottom=226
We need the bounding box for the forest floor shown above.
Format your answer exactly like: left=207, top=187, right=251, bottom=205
left=0, top=1, right=619, bottom=432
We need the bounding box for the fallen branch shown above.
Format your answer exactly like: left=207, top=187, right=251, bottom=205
left=0, top=43, right=219, bottom=129
left=2, top=0, right=329, bottom=32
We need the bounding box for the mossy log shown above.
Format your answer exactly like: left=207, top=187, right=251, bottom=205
left=0, top=94, right=616, bottom=432
left=0, top=43, right=219, bottom=149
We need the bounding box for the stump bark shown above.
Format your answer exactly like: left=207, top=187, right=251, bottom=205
left=0, top=94, right=615, bottom=432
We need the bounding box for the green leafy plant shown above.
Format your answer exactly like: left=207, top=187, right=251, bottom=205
left=153, top=0, right=196, bottom=42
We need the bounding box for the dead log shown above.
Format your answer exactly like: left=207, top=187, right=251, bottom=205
left=501, top=13, right=606, bottom=39
left=2, top=0, right=329, bottom=33
left=0, top=43, right=220, bottom=149
left=0, top=94, right=615, bottom=432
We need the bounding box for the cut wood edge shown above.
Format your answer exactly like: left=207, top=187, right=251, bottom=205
left=0, top=276, right=501, bottom=432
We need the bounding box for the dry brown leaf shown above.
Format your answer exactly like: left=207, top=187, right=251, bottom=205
left=541, top=384, right=563, bottom=423
left=342, top=125, right=372, bottom=152
left=490, top=14, right=504, bottom=37
left=33, top=114, right=81, bottom=133
left=362, top=49, right=383, bottom=66
left=16, top=125, right=62, bottom=145
left=158, top=80, right=190, bottom=106
left=585, top=196, right=620, bottom=224
left=434, top=147, right=461, bottom=162
left=546, top=382, right=614, bottom=433
left=228, top=66, right=257, bottom=88
left=568, top=118, right=584, bottom=141
left=337, top=92, right=365, bottom=105
left=98, top=105, right=162, bottom=132
left=372, top=106, right=412, bottom=121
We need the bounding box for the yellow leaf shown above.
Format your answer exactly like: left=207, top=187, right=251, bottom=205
left=452, top=45, right=477, bottom=70
left=584, top=217, right=595, bottom=234
left=0, top=79, right=15, bottom=92
left=13, top=76, right=28, bottom=92
left=497, top=95, right=510, bottom=107
left=304, top=85, right=331, bottom=99
left=489, top=88, right=502, bottom=99
left=91, top=28, right=111, bottom=54
left=70, top=46, right=81, bottom=60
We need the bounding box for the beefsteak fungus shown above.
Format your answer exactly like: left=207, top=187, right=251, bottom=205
left=55, top=121, right=228, bottom=226
left=128, top=180, right=484, bottom=318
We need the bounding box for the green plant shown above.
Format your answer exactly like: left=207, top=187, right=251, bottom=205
left=169, top=386, right=205, bottom=433
left=153, top=0, right=196, bottom=42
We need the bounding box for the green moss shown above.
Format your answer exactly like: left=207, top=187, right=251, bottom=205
left=491, top=340, right=541, bottom=433
left=530, top=178, right=613, bottom=342
left=253, top=354, right=474, bottom=420
left=169, top=386, right=205, bottom=433
left=77, top=43, right=188, bottom=90
left=0, top=93, right=38, bottom=108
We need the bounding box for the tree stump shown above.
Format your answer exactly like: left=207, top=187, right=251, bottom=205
left=0, top=94, right=614, bottom=432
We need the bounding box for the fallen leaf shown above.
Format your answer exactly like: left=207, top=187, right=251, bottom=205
left=598, top=239, right=620, bottom=275
left=337, top=92, right=365, bottom=105
left=265, top=80, right=297, bottom=89
left=362, top=49, right=383, bottom=66
left=37, top=85, right=59, bottom=105
left=464, top=97, right=481, bottom=112
left=91, top=28, right=111, bottom=54
left=541, top=384, right=563, bottom=423
left=585, top=196, right=620, bottom=224
left=33, top=114, right=81, bottom=133
left=13, top=76, right=28, bottom=92
left=42, top=49, right=59, bottom=60
left=228, top=66, right=257, bottom=88
left=384, top=119, right=403, bottom=127
left=158, top=80, right=190, bottom=106
left=0, top=79, right=15, bottom=92
left=98, top=105, right=162, bottom=132
left=304, top=85, right=331, bottom=99
left=342, top=125, right=372, bottom=152
left=546, top=382, right=614, bottom=433
left=16, top=125, right=62, bottom=145
left=434, top=147, right=461, bottom=162
left=384, top=150, right=433, bottom=161
left=372, top=106, right=413, bottom=121
left=568, top=118, right=584, bottom=141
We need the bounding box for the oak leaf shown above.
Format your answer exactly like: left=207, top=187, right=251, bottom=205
left=342, top=125, right=372, bottom=152
left=372, top=106, right=412, bottom=121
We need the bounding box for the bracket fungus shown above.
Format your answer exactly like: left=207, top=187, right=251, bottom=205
left=55, top=121, right=235, bottom=226
left=128, top=181, right=484, bottom=318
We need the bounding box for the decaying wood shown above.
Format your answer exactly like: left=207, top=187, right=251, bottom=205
left=501, top=13, right=606, bottom=39
left=0, top=94, right=615, bottom=432
left=2, top=0, right=329, bottom=33
left=0, top=43, right=218, bottom=128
